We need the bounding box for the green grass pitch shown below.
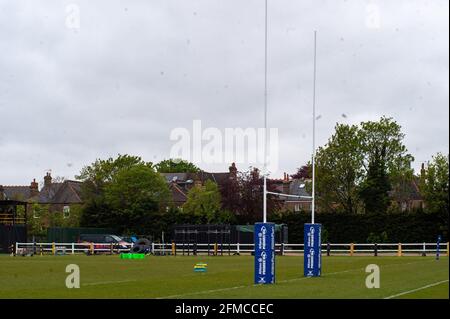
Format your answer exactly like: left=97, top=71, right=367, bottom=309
left=0, top=254, right=448, bottom=299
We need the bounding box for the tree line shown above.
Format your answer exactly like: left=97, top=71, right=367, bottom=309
left=51, top=116, right=447, bottom=241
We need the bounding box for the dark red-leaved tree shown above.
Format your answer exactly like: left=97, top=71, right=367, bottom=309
left=221, top=167, right=281, bottom=224
left=291, top=163, right=312, bottom=179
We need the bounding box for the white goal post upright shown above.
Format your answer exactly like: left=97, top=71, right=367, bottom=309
left=262, top=30, right=318, bottom=223
left=311, top=30, right=317, bottom=225
left=304, top=30, right=322, bottom=277
left=260, top=31, right=322, bottom=279
left=254, top=0, right=275, bottom=285
left=262, top=0, right=269, bottom=224
left=256, top=1, right=322, bottom=283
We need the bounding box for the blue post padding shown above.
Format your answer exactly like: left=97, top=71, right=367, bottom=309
left=437, top=235, right=441, bottom=260
left=254, top=222, right=275, bottom=284
left=304, top=223, right=322, bottom=277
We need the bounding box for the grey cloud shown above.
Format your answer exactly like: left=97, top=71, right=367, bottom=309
left=0, top=0, right=448, bottom=185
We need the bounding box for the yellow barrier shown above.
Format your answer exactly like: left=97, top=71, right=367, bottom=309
left=350, top=243, right=354, bottom=256
left=90, top=243, right=94, bottom=255
left=52, top=242, right=55, bottom=255
left=172, top=242, right=176, bottom=255
left=397, top=243, right=402, bottom=257
left=214, top=243, right=218, bottom=256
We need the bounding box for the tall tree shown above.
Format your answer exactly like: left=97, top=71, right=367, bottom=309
left=314, top=117, right=413, bottom=214
left=420, top=153, right=449, bottom=215
left=358, top=117, right=413, bottom=213
left=315, top=123, right=364, bottom=214
left=155, top=159, right=200, bottom=173
left=358, top=146, right=391, bottom=214
left=359, top=116, right=414, bottom=179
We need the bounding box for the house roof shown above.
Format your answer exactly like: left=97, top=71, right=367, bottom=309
left=201, top=172, right=230, bottom=185
left=169, top=183, right=188, bottom=203
left=389, top=177, right=423, bottom=201
left=51, top=180, right=83, bottom=204
left=267, top=178, right=312, bottom=202
left=1, top=178, right=84, bottom=205
left=37, top=183, right=63, bottom=203
left=161, top=169, right=233, bottom=206
left=289, top=179, right=312, bottom=199
left=161, top=171, right=231, bottom=186
left=35, top=180, right=83, bottom=204
left=161, top=173, right=192, bottom=183
left=2, top=186, right=33, bottom=201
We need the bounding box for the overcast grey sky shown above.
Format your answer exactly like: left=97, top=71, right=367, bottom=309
left=0, top=0, right=448, bottom=185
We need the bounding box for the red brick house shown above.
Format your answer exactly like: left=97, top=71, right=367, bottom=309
left=0, top=173, right=83, bottom=216
left=161, top=163, right=239, bottom=208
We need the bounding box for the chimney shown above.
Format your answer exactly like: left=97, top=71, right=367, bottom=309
left=420, top=163, right=426, bottom=179
left=229, top=162, right=237, bottom=180
left=0, top=185, right=4, bottom=201
left=283, top=173, right=290, bottom=194
left=30, top=179, right=39, bottom=197
left=44, top=172, right=52, bottom=188
left=251, top=168, right=260, bottom=180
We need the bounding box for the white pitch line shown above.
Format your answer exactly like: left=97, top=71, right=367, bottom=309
left=144, top=259, right=438, bottom=298
left=157, top=259, right=438, bottom=298
left=157, top=285, right=248, bottom=299
left=82, top=279, right=136, bottom=286
left=280, top=268, right=362, bottom=283
left=384, top=279, right=449, bottom=299
left=157, top=267, right=365, bottom=299
left=280, top=259, right=435, bottom=284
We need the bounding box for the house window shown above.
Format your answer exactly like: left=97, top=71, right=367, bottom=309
left=401, top=202, right=407, bottom=212
left=63, top=206, right=70, bottom=218
left=33, top=209, right=39, bottom=219
left=294, top=204, right=300, bottom=212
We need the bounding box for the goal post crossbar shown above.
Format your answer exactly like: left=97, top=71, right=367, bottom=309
left=266, top=191, right=313, bottom=199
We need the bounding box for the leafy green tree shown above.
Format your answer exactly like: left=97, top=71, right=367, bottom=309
left=420, top=153, right=449, bottom=214
left=315, top=123, right=364, bottom=213
left=77, top=154, right=152, bottom=203
left=358, top=117, right=414, bottom=214
left=182, top=180, right=222, bottom=224
left=314, top=117, right=413, bottom=214
left=77, top=155, right=171, bottom=234
left=104, top=165, right=170, bottom=234
left=359, top=117, right=414, bottom=179
left=217, top=209, right=237, bottom=224
left=77, top=154, right=152, bottom=183
left=24, top=203, right=48, bottom=239
left=26, top=203, right=82, bottom=239
left=155, top=159, right=200, bottom=173
left=358, top=146, right=391, bottom=214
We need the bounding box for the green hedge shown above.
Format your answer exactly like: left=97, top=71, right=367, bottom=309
left=272, top=210, right=448, bottom=244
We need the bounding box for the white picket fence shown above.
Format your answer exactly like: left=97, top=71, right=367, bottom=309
left=14, top=241, right=449, bottom=256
